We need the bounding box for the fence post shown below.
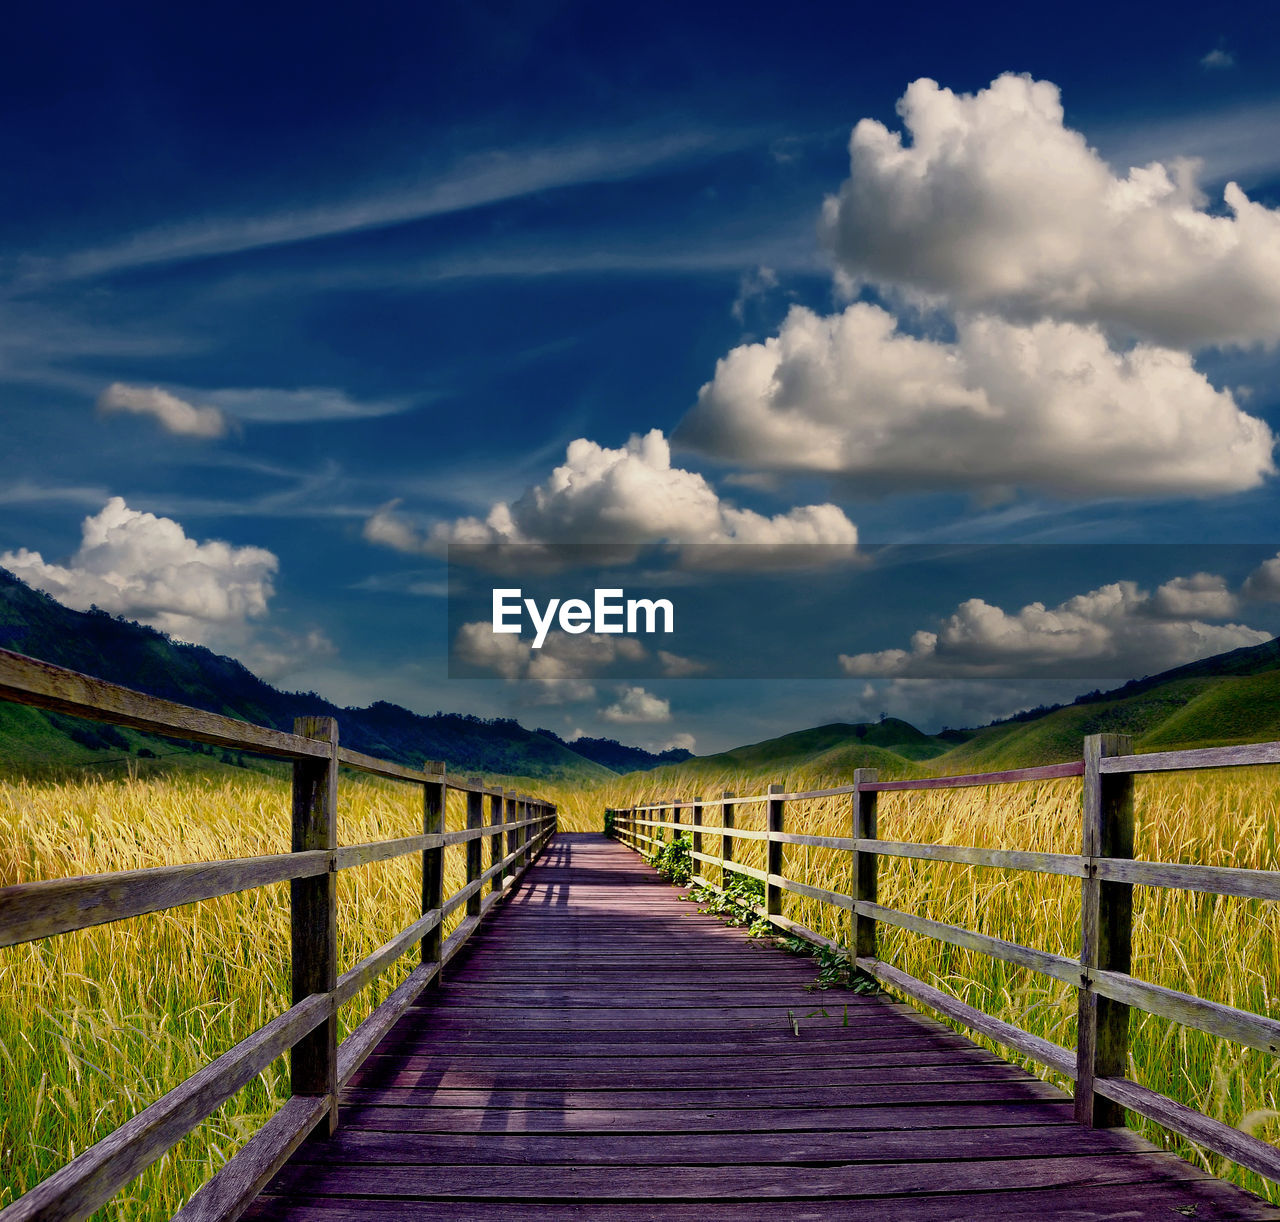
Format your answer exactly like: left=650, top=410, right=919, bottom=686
left=422, top=767, right=445, bottom=974
left=852, top=768, right=879, bottom=963
left=518, top=794, right=528, bottom=871
left=691, top=796, right=703, bottom=883
left=466, top=790, right=484, bottom=916
left=505, top=789, right=518, bottom=882
left=766, top=783, right=785, bottom=924
left=1076, top=734, right=1135, bottom=1127
left=489, top=790, right=503, bottom=895
left=721, top=791, right=735, bottom=887
left=290, top=716, right=339, bottom=1138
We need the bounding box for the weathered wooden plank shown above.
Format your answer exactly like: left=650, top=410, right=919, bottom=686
left=259, top=1152, right=1218, bottom=1201
left=354, top=1046, right=1001, bottom=1071
left=769, top=831, right=857, bottom=850
left=1088, top=968, right=1280, bottom=1055
left=337, top=959, right=443, bottom=1089
left=0, top=993, right=330, bottom=1222
left=769, top=873, right=851, bottom=909
left=440, top=817, right=540, bottom=847
left=339, top=1080, right=1067, bottom=1109
left=0, top=647, right=327, bottom=759
left=868, top=840, right=1086, bottom=877
left=1094, top=856, right=1280, bottom=901
left=1101, top=740, right=1280, bottom=774
left=1096, top=1073, right=1280, bottom=1183
left=0, top=851, right=328, bottom=949
left=334, top=910, right=442, bottom=1006
left=860, top=957, right=1076, bottom=1079
left=866, top=762, right=1086, bottom=791
left=337, top=1096, right=1081, bottom=1136
left=284, top=1122, right=1112, bottom=1167
left=243, top=1176, right=1280, bottom=1222
left=172, top=1095, right=329, bottom=1222
left=335, top=748, right=432, bottom=785
left=345, top=1062, right=1030, bottom=1092
left=858, top=900, right=1080, bottom=985
left=335, top=834, right=440, bottom=871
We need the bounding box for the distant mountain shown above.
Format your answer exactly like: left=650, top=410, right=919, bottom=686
left=534, top=728, right=694, bottom=773
left=633, top=637, right=1280, bottom=784
left=0, top=568, right=616, bottom=782
left=8, top=563, right=1280, bottom=784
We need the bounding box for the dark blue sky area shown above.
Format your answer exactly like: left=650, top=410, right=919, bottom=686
left=4, top=1, right=1280, bottom=752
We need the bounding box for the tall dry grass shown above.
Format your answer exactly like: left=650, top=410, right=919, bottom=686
left=3, top=761, right=1277, bottom=1212
left=603, top=765, right=1280, bottom=1203
left=0, top=767, right=503, bottom=1218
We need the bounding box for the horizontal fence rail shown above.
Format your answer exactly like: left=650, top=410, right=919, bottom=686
left=607, top=733, right=1280, bottom=1187
left=0, top=648, right=558, bottom=1222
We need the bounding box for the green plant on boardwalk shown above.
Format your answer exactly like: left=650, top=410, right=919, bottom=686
left=689, top=872, right=777, bottom=937
left=603, top=808, right=616, bottom=837
left=647, top=832, right=692, bottom=885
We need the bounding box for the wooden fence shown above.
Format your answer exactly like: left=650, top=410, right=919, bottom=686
left=0, top=648, right=557, bottom=1222
left=609, top=734, right=1280, bottom=1186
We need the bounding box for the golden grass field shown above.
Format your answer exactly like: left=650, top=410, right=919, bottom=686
left=1, top=761, right=1277, bottom=1214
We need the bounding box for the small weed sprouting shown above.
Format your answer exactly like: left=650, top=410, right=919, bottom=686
left=808, top=945, right=879, bottom=995
left=647, top=833, right=693, bottom=885
left=603, top=809, right=616, bottom=838
left=781, top=934, right=878, bottom=995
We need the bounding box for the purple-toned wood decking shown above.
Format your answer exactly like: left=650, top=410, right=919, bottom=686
left=244, top=833, right=1278, bottom=1220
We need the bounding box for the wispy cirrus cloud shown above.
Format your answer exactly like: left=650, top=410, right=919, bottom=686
left=28, top=128, right=766, bottom=283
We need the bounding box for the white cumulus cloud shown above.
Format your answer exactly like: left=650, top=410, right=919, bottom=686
left=1, top=497, right=276, bottom=641
left=1243, top=552, right=1280, bottom=601
left=0, top=498, right=332, bottom=680
left=365, top=429, right=857, bottom=564
left=678, top=303, right=1273, bottom=498
left=660, top=732, right=697, bottom=752
left=97, top=383, right=228, bottom=439
left=602, top=686, right=672, bottom=724
left=839, top=578, right=1270, bottom=679
left=820, top=73, right=1280, bottom=348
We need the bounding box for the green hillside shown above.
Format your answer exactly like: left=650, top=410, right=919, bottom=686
left=0, top=568, right=615, bottom=783
left=635, top=638, right=1280, bottom=781
left=710, top=719, right=950, bottom=770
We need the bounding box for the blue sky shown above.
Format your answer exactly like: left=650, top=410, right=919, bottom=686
left=5, top=1, right=1280, bottom=753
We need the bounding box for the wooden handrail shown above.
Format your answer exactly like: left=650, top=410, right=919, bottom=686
left=608, top=729, right=1280, bottom=1186
left=0, top=652, right=559, bottom=1222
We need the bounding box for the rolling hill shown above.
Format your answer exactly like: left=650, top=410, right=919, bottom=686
left=0, top=568, right=665, bottom=781
left=632, top=637, right=1280, bottom=786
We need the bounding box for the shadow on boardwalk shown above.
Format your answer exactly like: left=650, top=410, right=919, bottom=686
left=246, top=833, right=1278, bottom=1220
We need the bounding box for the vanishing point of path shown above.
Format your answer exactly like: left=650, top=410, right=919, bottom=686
left=245, top=832, right=1279, bottom=1220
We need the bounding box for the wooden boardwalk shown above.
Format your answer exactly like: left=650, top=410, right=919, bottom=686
left=246, top=833, right=1278, bottom=1220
